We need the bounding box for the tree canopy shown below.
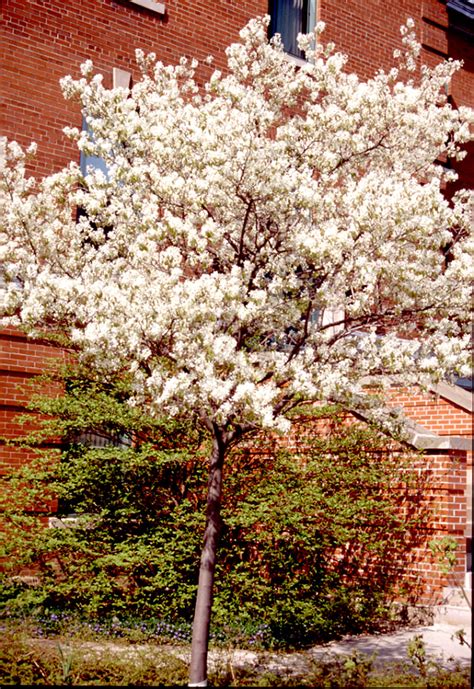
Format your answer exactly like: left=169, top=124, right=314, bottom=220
left=1, top=17, right=472, bottom=435
left=1, top=16, right=472, bottom=685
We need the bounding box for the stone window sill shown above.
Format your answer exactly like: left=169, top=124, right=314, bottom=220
left=127, top=0, right=166, bottom=16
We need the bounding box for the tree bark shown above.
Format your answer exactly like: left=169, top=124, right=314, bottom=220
left=188, top=427, right=228, bottom=687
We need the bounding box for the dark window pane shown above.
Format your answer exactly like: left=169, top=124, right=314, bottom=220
left=269, top=0, right=309, bottom=58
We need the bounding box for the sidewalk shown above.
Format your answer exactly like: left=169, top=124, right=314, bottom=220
left=203, top=620, right=472, bottom=677
left=28, top=620, right=470, bottom=682
left=308, top=621, right=472, bottom=669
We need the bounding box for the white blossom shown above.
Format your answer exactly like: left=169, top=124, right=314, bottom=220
left=0, top=16, right=472, bottom=434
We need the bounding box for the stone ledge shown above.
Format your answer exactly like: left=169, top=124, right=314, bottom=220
left=126, top=0, right=165, bottom=15
left=431, top=381, right=473, bottom=413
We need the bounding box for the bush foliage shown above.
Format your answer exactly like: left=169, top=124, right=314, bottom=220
left=0, top=366, right=431, bottom=647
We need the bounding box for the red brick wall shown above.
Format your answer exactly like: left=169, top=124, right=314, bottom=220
left=1, top=0, right=268, bottom=178
left=0, top=327, right=65, bottom=471
left=2, top=2, right=472, bottom=179
left=321, top=0, right=421, bottom=77
left=388, top=387, right=473, bottom=437
left=407, top=449, right=468, bottom=603
left=247, top=416, right=468, bottom=604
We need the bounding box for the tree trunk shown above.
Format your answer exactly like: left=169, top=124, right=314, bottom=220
left=188, top=428, right=227, bottom=687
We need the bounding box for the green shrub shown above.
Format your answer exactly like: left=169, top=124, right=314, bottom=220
left=211, top=419, right=430, bottom=646
left=1, top=367, right=431, bottom=647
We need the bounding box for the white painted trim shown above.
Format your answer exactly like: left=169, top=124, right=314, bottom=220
left=465, top=571, right=472, bottom=591
left=127, top=0, right=165, bottom=14
left=283, top=52, right=309, bottom=68
left=0, top=136, right=6, bottom=168
left=113, top=68, right=132, bottom=90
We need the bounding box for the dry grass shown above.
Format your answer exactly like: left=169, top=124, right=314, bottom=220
left=0, top=625, right=470, bottom=687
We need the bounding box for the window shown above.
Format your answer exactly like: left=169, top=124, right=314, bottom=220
left=76, top=116, right=109, bottom=231
left=79, top=117, right=108, bottom=179
left=455, top=376, right=473, bottom=391
left=269, top=0, right=317, bottom=59
left=446, top=0, right=474, bottom=21
left=447, top=0, right=474, bottom=35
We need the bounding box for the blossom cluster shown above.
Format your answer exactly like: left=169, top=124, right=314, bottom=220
left=0, top=17, right=472, bottom=435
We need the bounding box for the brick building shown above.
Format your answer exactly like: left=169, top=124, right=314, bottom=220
left=1, top=0, right=472, bottom=608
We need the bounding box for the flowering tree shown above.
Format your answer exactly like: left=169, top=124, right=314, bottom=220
left=1, top=16, right=472, bottom=685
